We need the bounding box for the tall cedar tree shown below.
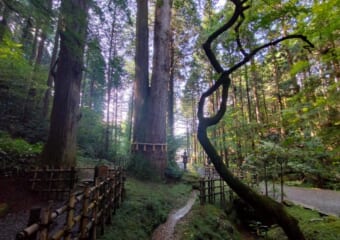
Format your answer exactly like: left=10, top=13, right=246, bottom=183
left=41, top=0, right=89, bottom=167
left=197, top=0, right=313, bottom=239
left=133, top=0, right=172, bottom=175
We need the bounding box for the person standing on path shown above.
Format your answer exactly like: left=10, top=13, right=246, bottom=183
left=182, top=151, right=188, bottom=170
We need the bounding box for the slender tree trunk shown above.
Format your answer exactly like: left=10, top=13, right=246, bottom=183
left=251, top=59, right=262, bottom=124
left=0, top=4, right=10, bottom=42
left=42, top=16, right=60, bottom=119
left=167, top=27, right=175, bottom=138
left=114, top=89, right=119, bottom=156
left=272, top=47, right=285, bottom=135
left=41, top=0, right=89, bottom=167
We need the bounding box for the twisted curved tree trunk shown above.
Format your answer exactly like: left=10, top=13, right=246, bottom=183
left=197, top=1, right=314, bottom=239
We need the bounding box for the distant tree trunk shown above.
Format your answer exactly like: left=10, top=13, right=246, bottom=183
left=41, top=0, right=89, bottom=167
left=167, top=30, right=175, bottom=162
left=250, top=59, right=262, bottom=124
left=0, top=4, right=10, bottom=42
left=198, top=1, right=313, bottom=239
left=272, top=47, right=285, bottom=135
left=167, top=28, right=175, bottom=138
left=42, top=16, right=60, bottom=119
left=105, top=8, right=117, bottom=157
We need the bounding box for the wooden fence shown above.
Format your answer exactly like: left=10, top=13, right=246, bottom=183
left=16, top=168, right=125, bottom=240
left=199, top=177, right=228, bottom=205
left=28, top=167, right=77, bottom=200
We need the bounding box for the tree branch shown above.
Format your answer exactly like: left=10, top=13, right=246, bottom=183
left=197, top=1, right=314, bottom=239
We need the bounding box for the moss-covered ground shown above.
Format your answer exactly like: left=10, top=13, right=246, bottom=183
left=99, top=172, right=241, bottom=240
left=267, top=205, right=340, bottom=240
left=98, top=170, right=340, bottom=240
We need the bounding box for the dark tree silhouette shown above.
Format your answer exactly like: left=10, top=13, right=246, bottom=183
left=197, top=0, right=314, bottom=239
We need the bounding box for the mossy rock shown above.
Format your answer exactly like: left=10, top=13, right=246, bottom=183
left=0, top=202, right=9, bottom=217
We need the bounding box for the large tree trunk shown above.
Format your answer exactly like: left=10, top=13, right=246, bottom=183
left=133, top=0, right=149, bottom=143
left=132, top=0, right=172, bottom=176
left=147, top=0, right=172, bottom=173
left=41, top=0, right=89, bottom=167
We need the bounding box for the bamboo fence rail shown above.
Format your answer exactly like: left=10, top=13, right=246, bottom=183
left=16, top=168, right=125, bottom=240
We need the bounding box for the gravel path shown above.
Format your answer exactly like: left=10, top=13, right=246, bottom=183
left=282, top=186, right=340, bottom=216
left=152, top=191, right=198, bottom=240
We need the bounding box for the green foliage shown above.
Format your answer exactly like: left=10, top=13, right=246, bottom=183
left=0, top=203, right=9, bottom=218
left=267, top=205, right=340, bottom=240
left=127, top=154, right=159, bottom=181
left=0, top=37, right=32, bottom=85
left=0, top=131, right=42, bottom=168
left=76, top=154, right=113, bottom=168
left=77, top=107, right=106, bottom=158
left=165, top=159, right=183, bottom=180
left=99, top=177, right=191, bottom=240
left=83, top=38, right=106, bottom=113
left=0, top=35, right=49, bottom=142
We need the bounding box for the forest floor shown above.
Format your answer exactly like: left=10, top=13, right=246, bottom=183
left=1, top=166, right=339, bottom=240
left=0, top=177, right=53, bottom=240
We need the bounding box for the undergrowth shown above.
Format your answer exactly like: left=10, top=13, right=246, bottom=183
left=175, top=203, right=241, bottom=240
left=267, top=205, right=340, bottom=240
left=99, top=176, right=191, bottom=240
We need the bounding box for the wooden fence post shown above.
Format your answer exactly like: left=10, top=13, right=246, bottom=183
left=80, top=185, right=90, bottom=240
left=199, top=178, right=205, bottom=205
left=106, top=177, right=113, bottom=224
left=91, top=177, right=100, bottom=240
left=39, top=201, right=52, bottom=240
left=65, top=193, right=76, bottom=240
left=26, top=207, right=41, bottom=240
left=208, top=178, right=212, bottom=203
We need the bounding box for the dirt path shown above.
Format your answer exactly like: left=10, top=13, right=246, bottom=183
left=152, top=190, right=198, bottom=240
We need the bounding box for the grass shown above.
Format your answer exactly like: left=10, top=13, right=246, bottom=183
left=99, top=176, right=192, bottom=240
left=99, top=169, right=243, bottom=240
left=174, top=203, right=241, bottom=240
left=267, top=205, right=340, bottom=240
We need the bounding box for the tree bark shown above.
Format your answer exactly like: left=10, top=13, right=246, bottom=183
left=41, top=0, right=89, bottom=167
left=132, top=0, right=173, bottom=176
left=133, top=0, right=149, bottom=144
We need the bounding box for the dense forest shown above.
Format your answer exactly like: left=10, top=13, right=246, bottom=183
left=0, top=0, right=339, bottom=239
left=0, top=0, right=339, bottom=184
